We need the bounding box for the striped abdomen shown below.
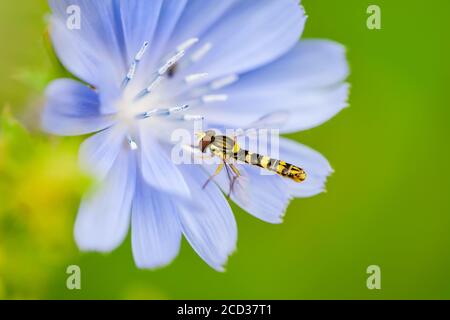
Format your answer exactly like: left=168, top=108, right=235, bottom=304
left=233, top=149, right=306, bottom=183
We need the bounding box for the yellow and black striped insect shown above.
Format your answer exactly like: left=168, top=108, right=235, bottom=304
left=196, top=130, right=307, bottom=195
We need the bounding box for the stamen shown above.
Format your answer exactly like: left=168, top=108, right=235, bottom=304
left=159, top=50, right=185, bottom=75
left=191, top=42, right=212, bottom=62
left=184, top=73, right=209, bottom=84
left=135, top=41, right=150, bottom=61
left=210, top=74, right=239, bottom=90
left=127, top=135, right=138, bottom=150
left=170, top=104, right=190, bottom=113
left=183, top=115, right=204, bottom=121
left=136, top=110, right=157, bottom=119
left=148, top=75, right=164, bottom=91
left=176, top=38, right=199, bottom=52
left=159, top=38, right=199, bottom=76
left=136, top=104, right=190, bottom=119
left=134, top=38, right=199, bottom=101
left=125, top=63, right=137, bottom=82
left=202, top=94, right=229, bottom=103
left=135, top=75, right=163, bottom=100
left=122, top=41, right=149, bottom=88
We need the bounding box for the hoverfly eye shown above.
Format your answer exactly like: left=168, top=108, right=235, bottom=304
left=200, top=135, right=215, bottom=152
left=199, top=139, right=208, bottom=153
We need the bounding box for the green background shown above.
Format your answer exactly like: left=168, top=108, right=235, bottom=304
left=0, top=0, right=449, bottom=299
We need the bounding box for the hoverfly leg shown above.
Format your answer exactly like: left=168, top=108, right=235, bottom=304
left=227, top=164, right=241, bottom=198
left=202, top=163, right=224, bottom=190
left=229, top=164, right=241, bottom=177
left=228, top=176, right=237, bottom=198
left=223, top=163, right=233, bottom=198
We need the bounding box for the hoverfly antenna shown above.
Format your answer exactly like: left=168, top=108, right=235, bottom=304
left=200, top=118, right=206, bottom=162
left=194, top=115, right=207, bottom=140
left=201, top=116, right=204, bottom=135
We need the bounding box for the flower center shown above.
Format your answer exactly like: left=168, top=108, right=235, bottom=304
left=116, top=38, right=240, bottom=151
left=116, top=39, right=203, bottom=149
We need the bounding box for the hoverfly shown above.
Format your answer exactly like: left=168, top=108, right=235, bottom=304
left=195, top=127, right=307, bottom=196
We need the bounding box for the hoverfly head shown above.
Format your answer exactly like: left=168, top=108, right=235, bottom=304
left=197, top=130, right=216, bottom=153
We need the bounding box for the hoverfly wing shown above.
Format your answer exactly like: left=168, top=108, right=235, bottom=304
left=231, top=111, right=289, bottom=159
left=247, top=110, right=291, bottom=130
left=237, top=110, right=291, bottom=133
left=234, top=111, right=290, bottom=138
left=201, top=163, right=251, bottom=206
left=227, top=165, right=251, bottom=207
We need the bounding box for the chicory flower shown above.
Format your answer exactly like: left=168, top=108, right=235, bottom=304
left=43, top=0, right=349, bottom=271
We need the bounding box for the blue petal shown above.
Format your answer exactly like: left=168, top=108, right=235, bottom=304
left=49, top=0, right=126, bottom=87
left=177, top=0, right=306, bottom=81
left=139, top=124, right=190, bottom=198
left=49, top=0, right=165, bottom=89
left=235, top=40, right=349, bottom=90
left=75, top=149, right=136, bottom=252
left=131, top=0, right=188, bottom=85
left=198, top=40, right=349, bottom=132
left=117, top=0, right=163, bottom=63
left=78, top=126, right=127, bottom=180
left=203, top=84, right=349, bottom=132
left=169, top=0, right=239, bottom=47
left=177, top=165, right=237, bottom=271
left=42, top=79, right=115, bottom=136
left=131, top=176, right=182, bottom=269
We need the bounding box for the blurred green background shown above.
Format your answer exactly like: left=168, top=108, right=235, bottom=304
left=0, top=0, right=449, bottom=299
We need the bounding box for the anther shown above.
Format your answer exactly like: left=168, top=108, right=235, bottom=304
left=136, top=105, right=190, bottom=119
left=202, top=94, right=229, bottom=103
left=158, top=38, right=198, bottom=76
left=135, top=75, right=163, bottom=101
left=185, top=73, right=209, bottom=84
left=127, top=135, right=138, bottom=150
left=183, top=115, right=205, bottom=121
left=170, top=104, right=190, bottom=113
left=210, top=74, right=239, bottom=90
left=191, top=42, right=212, bottom=62
left=134, top=38, right=199, bottom=101
left=135, top=41, right=150, bottom=61
left=136, top=110, right=157, bottom=119
left=122, top=41, right=149, bottom=88
left=176, top=38, right=199, bottom=52
left=159, top=50, right=185, bottom=75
